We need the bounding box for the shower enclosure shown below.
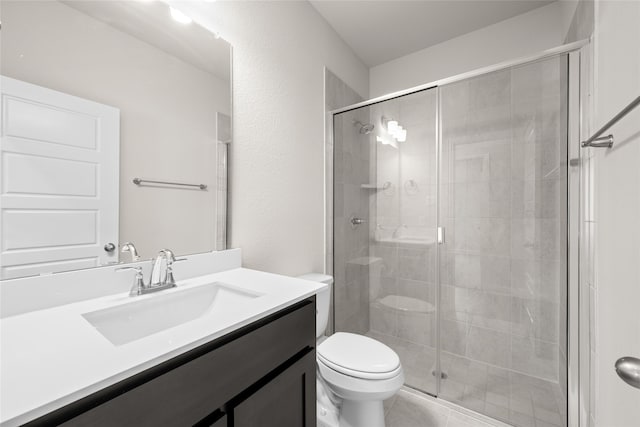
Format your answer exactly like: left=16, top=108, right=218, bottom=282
left=331, top=52, right=573, bottom=427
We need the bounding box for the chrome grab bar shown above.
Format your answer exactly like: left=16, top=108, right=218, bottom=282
left=582, top=95, right=640, bottom=148
left=133, top=178, right=207, bottom=190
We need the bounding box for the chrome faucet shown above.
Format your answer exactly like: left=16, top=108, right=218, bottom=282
left=117, top=249, right=185, bottom=296
left=121, top=242, right=140, bottom=262
left=149, top=249, right=181, bottom=288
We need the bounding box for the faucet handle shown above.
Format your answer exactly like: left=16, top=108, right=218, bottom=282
left=165, top=258, right=186, bottom=286
left=116, top=266, right=146, bottom=296
left=159, top=248, right=176, bottom=263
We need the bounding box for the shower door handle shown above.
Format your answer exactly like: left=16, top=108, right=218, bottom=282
left=615, top=356, right=640, bottom=389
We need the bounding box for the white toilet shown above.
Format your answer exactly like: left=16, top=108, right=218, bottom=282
left=298, top=273, right=404, bottom=427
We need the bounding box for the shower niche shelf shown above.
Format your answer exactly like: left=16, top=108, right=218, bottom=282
left=360, top=182, right=391, bottom=190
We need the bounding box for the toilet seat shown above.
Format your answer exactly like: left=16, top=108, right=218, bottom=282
left=317, top=332, right=401, bottom=380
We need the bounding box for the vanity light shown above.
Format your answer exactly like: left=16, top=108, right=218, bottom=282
left=169, top=6, right=193, bottom=24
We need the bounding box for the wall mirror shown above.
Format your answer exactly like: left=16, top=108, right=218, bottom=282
left=0, top=1, right=232, bottom=280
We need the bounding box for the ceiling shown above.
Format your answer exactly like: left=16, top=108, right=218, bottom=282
left=63, top=0, right=231, bottom=81
left=309, top=0, right=555, bottom=67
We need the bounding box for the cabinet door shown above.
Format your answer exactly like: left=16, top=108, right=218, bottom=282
left=210, top=414, right=227, bottom=427
left=233, top=351, right=316, bottom=427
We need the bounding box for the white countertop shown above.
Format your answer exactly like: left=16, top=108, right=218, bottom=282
left=0, top=268, right=326, bottom=426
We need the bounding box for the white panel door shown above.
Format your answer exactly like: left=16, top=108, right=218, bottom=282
left=0, top=76, right=119, bottom=279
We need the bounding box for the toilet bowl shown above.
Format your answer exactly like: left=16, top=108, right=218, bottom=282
left=298, top=274, right=404, bottom=427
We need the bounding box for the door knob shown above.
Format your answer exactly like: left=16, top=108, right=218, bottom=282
left=615, top=356, right=640, bottom=389
left=104, top=243, right=116, bottom=252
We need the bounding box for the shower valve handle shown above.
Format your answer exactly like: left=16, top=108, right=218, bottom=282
left=350, top=216, right=367, bottom=226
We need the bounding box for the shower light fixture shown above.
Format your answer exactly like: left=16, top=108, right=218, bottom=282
left=170, top=6, right=193, bottom=24
left=387, top=120, right=399, bottom=135
left=396, top=128, right=407, bottom=142
left=381, top=116, right=407, bottom=143
left=376, top=135, right=398, bottom=149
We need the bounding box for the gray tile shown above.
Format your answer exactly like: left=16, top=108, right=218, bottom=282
left=510, top=410, right=536, bottom=427
left=445, top=357, right=470, bottom=384
left=510, top=396, right=534, bottom=416
left=486, top=391, right=509, bottom=408
left=511, top=297, right=559, bottom=343
left=370, top=303, right=398, bottom=336
left=384, top=395, right=398, bottom=416
left=533, top=407, right=563, bottom=426
left=466, top=289, right=512, bottom=333
left=480, top=255, right=511, bottom=294
left=466, top=326, right=510, bottom=368
left=484, top=402, right=510, bottom=422
left=385, top=390, right=450, bottom=427
left=459, top=385, right=486, bottom=412
left=397, top=309, right=436, bottom=347
left=447, top=410, right=495, bottom=427
left=453, top=254, right=482, bottom=289
left=511, top=337, right=558, bottom=381
left=398, top=247, right=430, bottom=281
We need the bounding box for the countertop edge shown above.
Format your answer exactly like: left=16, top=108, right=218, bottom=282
left=1, top=268, right=325, bottom=426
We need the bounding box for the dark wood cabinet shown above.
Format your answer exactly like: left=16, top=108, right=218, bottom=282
left=233, top=351, right=315, bottom=427
left=27, top=298, right=316, bottom=427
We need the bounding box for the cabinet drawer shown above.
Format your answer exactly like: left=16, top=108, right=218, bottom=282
left=30, top=298, right=315, bottom=427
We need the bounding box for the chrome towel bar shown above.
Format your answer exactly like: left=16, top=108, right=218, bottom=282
left=133, top=178, right=207, bottom=190
left=582, top=95, right=640, bottom=148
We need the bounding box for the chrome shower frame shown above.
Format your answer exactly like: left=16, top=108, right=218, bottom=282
left=325, top=39, right=590, bottom=427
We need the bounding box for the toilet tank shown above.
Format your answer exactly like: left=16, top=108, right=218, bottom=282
left=297, top=273, right=333, bottom=338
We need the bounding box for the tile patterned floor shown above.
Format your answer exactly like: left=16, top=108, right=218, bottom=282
left=385, top=388, right=509, bottom=427
left=371, top=332, right=567, bottom=427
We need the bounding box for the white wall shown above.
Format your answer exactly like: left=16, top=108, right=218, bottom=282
left=369, top=1, right=577, bottom=97
left=170, top=1, right=369, bottom=276
left=591, top=1, right=640, bottom=426
left=0, top=1, right=230, bottom=260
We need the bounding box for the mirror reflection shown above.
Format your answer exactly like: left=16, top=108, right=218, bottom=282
left=0, top=0, right=232, bottom=279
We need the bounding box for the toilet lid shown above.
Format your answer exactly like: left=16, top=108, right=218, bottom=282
left=317, top=332, right=401, bottom=379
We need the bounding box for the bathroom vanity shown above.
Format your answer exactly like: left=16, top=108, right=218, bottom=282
left=35, top=298, right=316, bottom=427
left=0, top=252, right=325, bottom=427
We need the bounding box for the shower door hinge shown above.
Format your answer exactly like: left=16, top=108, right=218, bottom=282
left=437, top=227, right=445, bottom=245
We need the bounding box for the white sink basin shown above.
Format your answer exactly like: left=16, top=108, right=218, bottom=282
left=82, top=282, right=262, bottom=346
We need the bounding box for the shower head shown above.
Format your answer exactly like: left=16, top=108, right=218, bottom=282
left=353, top=120, right=375, bottom=135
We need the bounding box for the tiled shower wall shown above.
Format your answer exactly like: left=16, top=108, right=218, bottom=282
left=440, top=56, right=568, bottom=383
left=326, top=69, right=370, bottom=335
left=368, top=90, right=438, bottom=349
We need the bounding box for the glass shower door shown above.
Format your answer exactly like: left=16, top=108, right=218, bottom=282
left=438, top=56, right=569, bottom=426
left=333, top=88, right=439, bottom=395
left=332, top=54, right=569, bottom=427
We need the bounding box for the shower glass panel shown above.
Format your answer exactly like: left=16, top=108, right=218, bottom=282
left=439, top=55, right=568, bottom=426
left=333, top=88, right=439, bottom=395
left=332, top=53, right=569, bottom=427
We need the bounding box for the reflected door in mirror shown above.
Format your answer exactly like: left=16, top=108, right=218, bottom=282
left=0, top=76, right=119, bottom=279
